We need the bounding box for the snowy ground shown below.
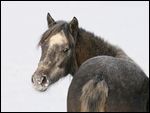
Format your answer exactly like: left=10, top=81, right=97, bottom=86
left=1, top=1, right=149, bottom=112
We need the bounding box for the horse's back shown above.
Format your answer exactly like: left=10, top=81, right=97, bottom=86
left=67, top=56, right=149, bottom=112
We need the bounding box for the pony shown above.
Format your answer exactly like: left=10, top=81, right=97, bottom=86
left=32, top=13, right=149, bottom=112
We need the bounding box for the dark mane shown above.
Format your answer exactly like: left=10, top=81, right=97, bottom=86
left=74, top=28, right=132, bottom=66
left=78, top=28, right=118, bottom=56
left=38, top=21, right=68, bottom=46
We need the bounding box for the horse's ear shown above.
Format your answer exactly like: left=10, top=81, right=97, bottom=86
left=69, top=17, right=78, bottom=33
left=47, top=13, right=55, bottom=28
left=69, top=17, right=79, bottom=42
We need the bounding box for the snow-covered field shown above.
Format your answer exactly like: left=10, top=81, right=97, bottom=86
left=1, top=1, right=149, bottom=112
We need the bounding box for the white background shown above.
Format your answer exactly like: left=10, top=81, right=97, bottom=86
left=1, top=1, right=149, bottom=112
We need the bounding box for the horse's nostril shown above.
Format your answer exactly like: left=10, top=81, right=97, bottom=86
left=41, top=76, right=47, bottom=85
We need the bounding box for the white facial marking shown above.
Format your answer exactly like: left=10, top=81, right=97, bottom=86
left=39, top=30, right=68, bottom=71
left=49, top=30, right=68, bottom=46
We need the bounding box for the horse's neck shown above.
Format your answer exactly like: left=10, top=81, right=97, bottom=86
left=75, top=28, right=132, bottom=67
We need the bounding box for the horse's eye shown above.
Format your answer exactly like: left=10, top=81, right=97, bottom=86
left=63, top=48, right=69, bottom=53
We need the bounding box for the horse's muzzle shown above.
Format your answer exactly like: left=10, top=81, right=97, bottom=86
left=32, top=74, right=50, bottom=92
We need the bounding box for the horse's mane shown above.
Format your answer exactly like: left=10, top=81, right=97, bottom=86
left=78, top=28, right=118, bottom=56
left=76, top=28, right=131, bottom=62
